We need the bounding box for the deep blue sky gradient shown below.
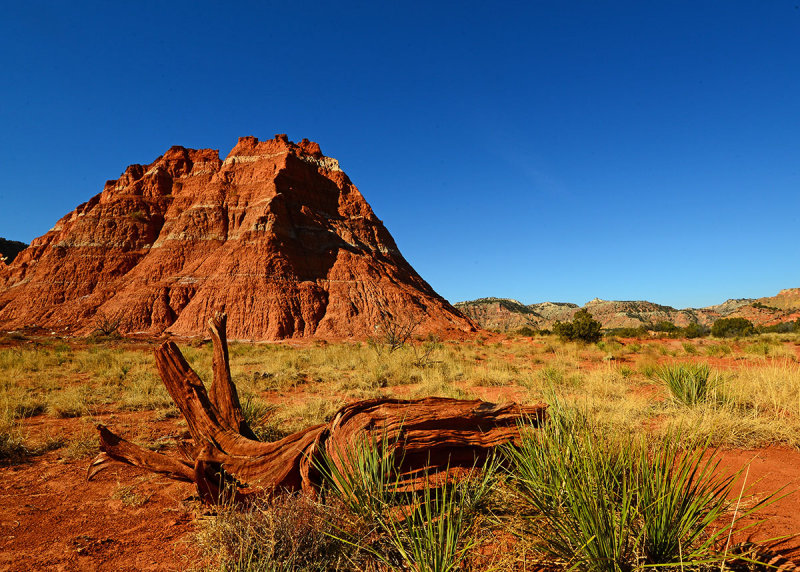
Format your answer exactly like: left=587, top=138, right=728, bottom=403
left=1, top=1, right=798, bottom=308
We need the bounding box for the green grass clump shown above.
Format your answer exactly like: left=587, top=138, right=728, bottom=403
left=656, top=363, right=714, bottom=406
left=504, top=403, right=775, bottom=570
left=314, top=426, right=498, bottom=572
left=239, top=394, right=287, bottom=442
left=313, top=429, right=402, bottom=520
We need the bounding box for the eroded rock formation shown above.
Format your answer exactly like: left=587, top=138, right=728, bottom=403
left=457, top=289, right=800, bottom=332
left=0, top=135, right=474, bottom=339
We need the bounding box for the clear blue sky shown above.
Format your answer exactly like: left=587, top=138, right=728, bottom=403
left=1, top=1, right=798, bottom=309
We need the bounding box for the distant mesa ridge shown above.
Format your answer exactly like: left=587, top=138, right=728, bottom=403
left=0, top=134, right=475, bottom=339
left=456, top=289, right=800, bottom=332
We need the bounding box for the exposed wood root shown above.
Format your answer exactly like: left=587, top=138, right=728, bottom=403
left=89, top=313, right=546, bottom=503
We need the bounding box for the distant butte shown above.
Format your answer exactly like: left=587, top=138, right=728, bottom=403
left=0, top=135, right=475, bottom=339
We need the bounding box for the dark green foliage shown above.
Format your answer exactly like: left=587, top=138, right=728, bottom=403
left=711, top=317, right=756, bottom=338
left=552, top=320, right=572, bottom=340
left=652, top=321, right=680, bottom=334
left=0, top=237, right=27, bottom=264
left=683, top=322, right=709, bottom=338
left=554, top=309, right=602, bottom=343
left=504, top=404, right=776, bottom=570
left=605, top=326, right=649, bottom=339
left=648, top=321, right=710, bottom=339
left=515, top=326, right=537, bottom=337
left=758, top=319, right=800, bottom=334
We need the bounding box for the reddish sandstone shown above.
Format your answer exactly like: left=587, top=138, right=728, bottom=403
left=0, top=135, right=475, bottom=340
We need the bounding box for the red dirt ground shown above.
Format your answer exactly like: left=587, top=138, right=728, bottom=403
left=2, top=334, right=800, bottom=569
left=718, top=447, right=800, bottom=562
left=1, top=415, right=199, bottom=572
left=3, top=425, right=799, bottom=570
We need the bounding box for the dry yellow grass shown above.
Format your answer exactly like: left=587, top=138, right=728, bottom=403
left=2, top=332, right=799, bottom=458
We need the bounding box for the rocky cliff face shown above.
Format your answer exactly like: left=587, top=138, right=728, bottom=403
left=0, top=135, right=475, bottom=339
left=456, top=290, right=800, bottom=332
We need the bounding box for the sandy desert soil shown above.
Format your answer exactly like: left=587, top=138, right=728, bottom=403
left=0, top=415, right=198, bottom=571
left=2, top=332, right=800, bottom=570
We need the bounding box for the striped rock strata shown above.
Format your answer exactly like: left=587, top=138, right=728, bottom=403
left=0, top=135, right=474, bottom=339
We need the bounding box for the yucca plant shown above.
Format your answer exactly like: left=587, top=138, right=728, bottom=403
left=637, top=431, right=782, bottom=567
left=637, top=433, right=731, bottom=564
left=656, top=363, right=714, bottom=406
left=505, top=403, right=639, bottom=571
left=505, top=402, right=779, bottom=570
left=315, top=426, right=500, bottom=572
left=377, top=477, right=476, bottom=572
left=313, top=426, right=403, bottom=519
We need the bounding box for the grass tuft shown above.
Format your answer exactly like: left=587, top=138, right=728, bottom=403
left=657, top=362, right=714, bottom=406
left=504, top=402, right=776, bottom=570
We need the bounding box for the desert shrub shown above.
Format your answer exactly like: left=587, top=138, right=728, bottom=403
left=705, top=343, right=732, bottom=357
left=515, top=326, right=537, bottom=337
left=553, top=309, right=602, bottom=343
left=368, top=313, right=421, bottom=354
left=410, top=335, right=443, bottom=368
left=315, top=429, right=498, bottom=572
left=656, top=363, right=714, bottom=406
left=758, top=319, right=800, bottom=334
left=504, top=404, right=774, bottom=570
left=683, top=322, right=709, bottom=338
left=652, top=321, right=681, bottom=337
left=711, top=317, right=756, bottom=338
left=744, top=341, right=772, bottom=357
left=604, top=326, right=648, bottom=339
left=90, top=311, right=127, bottom=339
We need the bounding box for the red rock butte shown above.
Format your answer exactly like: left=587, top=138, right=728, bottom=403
left=0, top=135, right=475, bottom=339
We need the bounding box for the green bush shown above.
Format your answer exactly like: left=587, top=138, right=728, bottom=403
left=711, top=317, right=756, bottom=338
left=504, top=404, right=775, bottom=570
left=553, top=309, right=602, bottom=343
left=652, top=321, right=680, bottom=336
left=683, top=322, right=709, bottom=338
left=515, top=326, right=537, bottom=337
left=605, top=326, right=648, bottom=339
left=758, top=319, right=800, bottom=334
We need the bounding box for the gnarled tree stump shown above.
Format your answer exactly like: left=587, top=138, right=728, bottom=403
left=89, top=313, right=546, bottom=503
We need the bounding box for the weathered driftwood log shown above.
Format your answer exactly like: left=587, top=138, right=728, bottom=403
left=89, top=313, right=546, bottom=503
